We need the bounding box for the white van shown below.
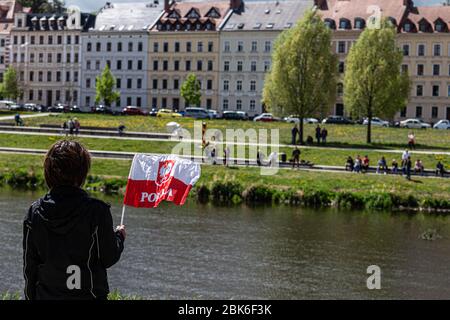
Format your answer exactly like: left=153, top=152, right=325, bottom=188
left=0, top=100, right=15, bottom=110
left=184, top=107, right=211, bottom=119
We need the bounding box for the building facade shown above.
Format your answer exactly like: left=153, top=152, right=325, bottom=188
left=10, top=7, right=95, bottom=107
left=147, top=0, right=235, bottom=111
left=80, top=1, right=164, bottom=111
left=219, top=0, right=312, bottom=117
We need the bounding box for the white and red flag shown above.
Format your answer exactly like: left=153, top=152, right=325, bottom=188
left=123, top=154, right=201, bottom=208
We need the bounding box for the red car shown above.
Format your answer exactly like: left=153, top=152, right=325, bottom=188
left=122, top=106, right=147, bottom=116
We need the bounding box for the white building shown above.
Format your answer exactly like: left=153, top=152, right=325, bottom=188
left=219, top=0, right=312, bottom=116
left=80, top=1, right=164, bottom=111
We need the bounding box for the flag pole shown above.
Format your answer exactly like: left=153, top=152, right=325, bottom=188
left=120, top=205, right=126, bottom=226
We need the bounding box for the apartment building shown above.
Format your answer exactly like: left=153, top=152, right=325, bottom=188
left=0, top=1, right=30, bottom=83
left=148, top=0, right=236, bottom=111
left=219, top=0, right=313, bottom=116
left=80, top=1, right=164, bottom=111
left=10, top=7, right=95, bottom=107
left=317, top=0, right=450, bottom=122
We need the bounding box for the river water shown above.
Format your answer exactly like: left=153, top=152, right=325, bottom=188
left=1, top=190, right=450, bottom=299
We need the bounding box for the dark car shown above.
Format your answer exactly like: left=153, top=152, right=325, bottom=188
left=69, top=105, right=83, bottom=113
left=149, top=108, right=158, bottom=117
left=48, top=104, right=69, bottom=113
left=321, top=116, right=354, bottom=125
left=92, top=105, right=114, bottom=114
left=122, top=106, right=147, bottom=116
left=222, top=111, right=249, bottom=120
left=24, top=103, right=43, bottom=112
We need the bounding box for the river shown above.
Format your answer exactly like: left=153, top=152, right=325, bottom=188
left=1, top=190, right=450, bottom=299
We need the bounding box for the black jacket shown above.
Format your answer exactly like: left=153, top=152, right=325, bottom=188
left=23, top=186, right=125, bottom=300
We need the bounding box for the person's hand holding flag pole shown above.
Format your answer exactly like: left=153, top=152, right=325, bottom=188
left=120, top=154, right=201, bottom=224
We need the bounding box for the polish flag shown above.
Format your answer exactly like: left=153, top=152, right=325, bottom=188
left=123, top=154, right=201, bottom=208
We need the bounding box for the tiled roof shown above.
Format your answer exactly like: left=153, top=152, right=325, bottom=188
left=94, top=2, right=164, bottom=31
left=24, top=13, right=96, bottom=31
left=222, top=0, right=313, bottom=31
left=406, top=5, right=450, bottom=31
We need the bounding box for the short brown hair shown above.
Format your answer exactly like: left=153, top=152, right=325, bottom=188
left=44, top=140, right=91, bottom=189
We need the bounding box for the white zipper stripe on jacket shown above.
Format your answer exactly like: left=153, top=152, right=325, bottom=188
left=23, top=227, right=30, bottom=300
left=87, top=226, right=98, bottom=299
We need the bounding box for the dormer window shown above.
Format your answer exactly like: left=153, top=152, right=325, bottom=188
left=324, top=19, right=336, bottom=30
left=435, top=19, right=447, bottom=32
left=387, top=17, right=397, bottom=27
left=418, top=19, right=431, bottom=33
left=206, top=23, right=213, bottom=30
left=185, top=8, right=200, bottom=19
left=354, top=18, right=365, bottom=30
left=404, top=22, right=411, bottom=32
left=339, top=18, right=350, bottom=30
left=186, top=23, right=191, bottom=31
left=168, top=10, right=180, bottom=19
left=206, top=7, right=221, bottom=18
left=196, top=23, right=202, bottom=31
left=17, top=19, right=22, bottom=28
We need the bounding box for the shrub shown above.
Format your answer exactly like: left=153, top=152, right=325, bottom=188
left=211, top=181, right=243, bottom=204
left=302, top=189, right=333, bottom=207
left=363, top=193, right=394, bottom=210
left=194, top=184, right=210, bottom=204
left=335, top=192, right=365, bottom=210
left=242, top=185, right=275, bottom=205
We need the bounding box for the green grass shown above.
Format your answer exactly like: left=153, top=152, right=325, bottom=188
left=0, top=133, right=448, bottom=169
left=1, top=153, right=449, bottom=201
left=12, top=112, right=450, bottom=150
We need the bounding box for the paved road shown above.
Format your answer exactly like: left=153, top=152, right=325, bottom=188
left=0, top=127, right=449, bottom=156
left=0, top=113, right=51, bottom=121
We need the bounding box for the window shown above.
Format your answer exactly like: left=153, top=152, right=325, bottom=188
left=66, top=71, right=70, bottom=82
left=338, top=41, right=346, bottom=54
left=416, top=85, right=423, bottom=96
left=57, top=35, right=62, bottom=45
left=29, top=71, right=34, bottom=81
left=163, top=60, right=168, bottom=71
left=66, top=35, right=71, bottom=45
left=152, top=79, right=158, bottom=89
left=39, top=53, right=43, bottom=63
left=223, top=99, right=229, bottom=110
left=86, top=78, right=91, bottom=88
left=206, top=99, right=212, bottom=109
left=339, top=61, right=345, bottom=73
left=29, top=90, right=33, bottom=101
left=55, top=91, right=60, bottom=101
left=153, top=42, right=158, bottom=52
left=86, top=96, right=91, bottom=107
left=250, top=100, right=256, bottom=111
left=448, top=85, right=450, bottom=97
left=264, top=41, right=271, bottom=52
left=433, top=44, right=441, bottom=56
left=251, top=41, right=257, bottom=52
left=236, top=100, right=242, bottom=110
left=137, top=60, right=143, bottom=70
left=186, top=42, right=191, bottom=52
left=237, top=41, right=244, bottom=52
left=48, top=35, right=53, bottom=45
left=433, top=85, right=440, bottom=97
left=174, top=79, right=179, bottom=90
left=153, top=60, right=158, bottom=71
left=57, top=53, right=62, bottom=63
left=403, top=44, right=410, bottom=56
left=251, top=61, right=257, bottom=72
left=236, top=80, right=242, bottom=91
left=207, top=60, right=213, bottom=71
left=174, top=60, right=180, bottom=71
left=96, top=42, right=101, bottom=51
left=237, top=61, right=243, bottom=72
left=30, top=53, right=35, bottom=63
left=416, top=106, right=422, bottom=118
left=197, top=42, right=203, bottom=52
left=207, top=79, right=213, bottom=90
left=74, top=53, right=79, bottom=63
left=137, top=79, right=142, bottom=89
left=224, top=41, right=230, bottom=52
left=432, top=106, right=438, bottom=118
left=224, top=61, right=230, bottom=72
left=107, top=42, right=112, bottom=51
left=264, top=61, right=271, bottom=72
left=39, top=36, right=44, bottom=45
left=417, top=64, right=424, bottom=76
left=162, top=79, right=168, bottom=90
left=128, top=42, right=133, bottom=52
left=208, top=41, right=213, bottom=52
left=418, top=44, right=425, bottom=56
left=117, top=42, right=122, bottom=52
left=116, top=78, right=121, bottom=89
left=138, top=42, right=143, bottom=52
left=433, top=64, right=440, bottom=76
left=128, top=60, right=133, bottom=70
left=47, top=53, right=52, bottom=63
left=66, top=53, right=71, bottom=63
left=127, top=79, right=132, bottom=89
left=117, top=60, right=122, bottom=70
left=95, top=60, right=100, bottom=70
left=56, top=72, right=61, bottom=82
left=163, top=42, right=169, bottom=52
left=197, top=60, right=203, bottom=71
left=186, top=60, right=191, bottom=71
left=30, top=36, right=35, bottom=45
left=152, top=98, right=157, bottom=108
left=38, top=71, right=43, bottom=82
left=250, top=80, right=256, bottom=92
left=401, top=64, right=408, bottom=74
left=223, top=80, right=229, bottom=91
left=75, top=36, right=79, bottom=45
left=127, top=97, right=132, bottom=106
left=337, top=83, right=344, bottom=96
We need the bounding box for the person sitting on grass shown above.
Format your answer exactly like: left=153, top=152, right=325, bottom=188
left=292, top=147, right=301, bottom=169
left=436, top=161, right=445, bottom=177
left=377, top=156, right=388, bottom=174
left=345, top=156, right=354, bottom=172
left=414, top=159, right=424, bottom=176
left=354, top=155, right=362, bottom=173
left=408, top=132, right=416, bottom=150
left=391, top=159, right=399, bottom=174
left=362, top=155, right=370, bottom=173
left=306, top=135, right=314, bottom=145
left=23, top=140, right=126, bottom=300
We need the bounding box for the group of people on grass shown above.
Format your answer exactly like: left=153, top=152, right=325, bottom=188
left=345, top=150, right=446, bottom=179
left=291, top=125, right=328, bottom=145
left=62, top=117, right=80, bottom=136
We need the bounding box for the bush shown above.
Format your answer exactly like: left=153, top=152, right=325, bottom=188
left=242, top=185, right=275, bottom=205
left=363, top=193, right=394, bottom=210
left=302, top=189, right=333, bottom=207
left=211, top=181, right=243, bottom=204
left=335, top=192, right=365, bottom=210
left=194, top=184, right=210, bottom=204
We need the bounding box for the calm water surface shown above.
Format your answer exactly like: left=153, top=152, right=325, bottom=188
left=1, top=190, right=450, bottom=299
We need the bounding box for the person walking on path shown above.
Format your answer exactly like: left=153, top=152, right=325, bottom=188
left=292, top=147, right=301, bottom=169
left=23, top=140, right=125, bottom=300
left=15, top=113, right=24, bottom=126
left=68, top=118, right=75, bottom=136
left=291, top=125, right=299, bottom=145
left=321, top=127, right=328, bottom=145
left=315, top=125, right=321, bottom=144
left=73, top=118, right=80, bottom=136
left=405, top=156, right=412, bottom=180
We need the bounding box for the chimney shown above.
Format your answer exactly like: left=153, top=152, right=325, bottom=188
left=164, top=0, right=170, bottom=12
left=230, top=0, right=242, bottom=11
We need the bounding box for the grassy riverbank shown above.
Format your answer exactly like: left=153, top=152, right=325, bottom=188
left=0, top=133, right=448, bottom=169
left=9, top=112, right=450, bottom=150
left=0, top=153, right=449, bottom=211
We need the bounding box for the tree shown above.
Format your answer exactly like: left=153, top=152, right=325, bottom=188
left=263, top=9, right=338, bottom=144
left=0, top=66, right=20, bottom=100
left=181, top=73, right=201, bottom=107
left=18, top=0, right=66, bottom=13
left=344, top=20, right=410, bottom=144
left=95, top=65, right=120, bottom=108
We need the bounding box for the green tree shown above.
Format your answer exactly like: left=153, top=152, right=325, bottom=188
left=180, top=73, right=201, bottom=107
left=95, top=65, right=120, bottom=108
left=18, top=0, right=66, bottom=13
left=344, top=20, right=411, bottom=144
left=263, top=9, right=338, bottom=144
left=0, top=66, right=20, bottom=100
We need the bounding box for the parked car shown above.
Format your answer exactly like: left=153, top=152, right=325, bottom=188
left=284, top=115, right=319, bottom=124
left=122, top=106, right=147, bottom=116
left=184, top=107, right=211, bottom=119
left=23, top=103, right=43, bottom=112
left=208, top=110, right=219, bottom=119
left=322, top=116, right=353, bottom=125
left=69, top=105, right=82, bottom=113
left=433, top=119, right=450, bottom=130
left=222, top=111, right=248, bottom=120
left=149, top=108, right=158, bottom=117
left=362, top=117, right=389, bottom=127
left=48, top=103, right=70, bottom=113
left=253, top=113, right=279, bottom=122
left=400, top=118, right=431, bottom=129
left=8, top=104, right=25, bottom=111
left=156, top=108, right=182, bottom=118
left=0, top=100, right=15, bottom=110
left=92, top=105, right=114, bottom=114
